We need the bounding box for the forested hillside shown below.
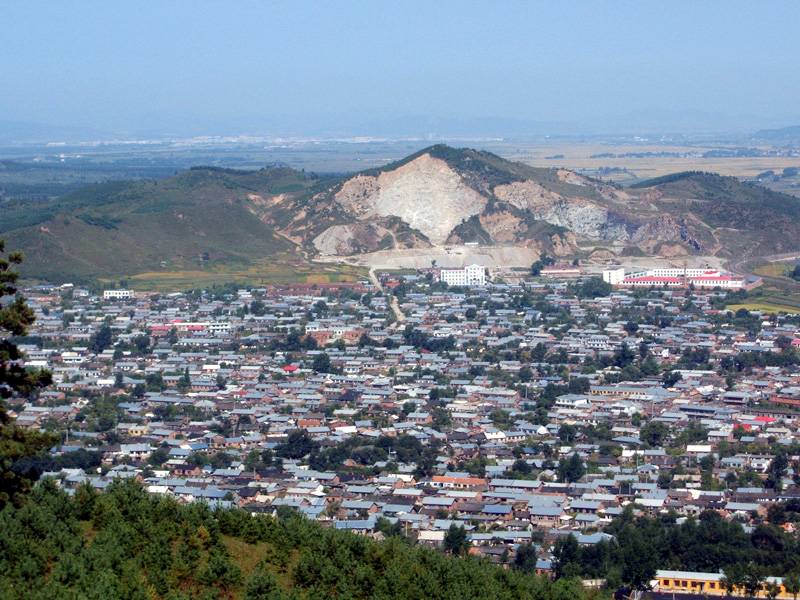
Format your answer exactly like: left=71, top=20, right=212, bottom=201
left=0, top=479, right=587, bottom=600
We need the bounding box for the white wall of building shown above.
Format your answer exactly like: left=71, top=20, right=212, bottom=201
left=103, top=290, right=131, bottom=300
left=440, top=264, right=486, bottom=286
left=602, top=268, right=626, bottom=285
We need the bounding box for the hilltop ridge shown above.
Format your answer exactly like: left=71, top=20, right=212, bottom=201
left=2, top=145, right=800, bottom=284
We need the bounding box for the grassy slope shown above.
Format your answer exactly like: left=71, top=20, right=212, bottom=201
left=633, top=171, right=800, bottom=224
left=726, top=302, right=800, bottom=315
left=2, top=168, right=318, bottom=283
left=633, top=171, right=800, bottom=253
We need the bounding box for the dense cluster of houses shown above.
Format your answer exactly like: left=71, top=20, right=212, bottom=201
left=10, top=274, right=800, bottom=575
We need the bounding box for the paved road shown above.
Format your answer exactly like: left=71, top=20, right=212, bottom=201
left=728, top=252, right=800, bottom=290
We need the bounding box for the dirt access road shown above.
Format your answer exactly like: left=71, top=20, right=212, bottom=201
left=324, top=245, right=540, bottom=270
left=368, top=267, right=405, bottom=324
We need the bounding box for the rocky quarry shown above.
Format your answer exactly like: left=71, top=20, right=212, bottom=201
left=307, top=147, right=697, bottom=261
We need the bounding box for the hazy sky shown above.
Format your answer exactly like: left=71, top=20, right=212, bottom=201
left=3, top=1, right=799, bottom=135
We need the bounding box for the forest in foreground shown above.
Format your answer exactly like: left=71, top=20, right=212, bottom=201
left=0, top=479, right=591, bottom=600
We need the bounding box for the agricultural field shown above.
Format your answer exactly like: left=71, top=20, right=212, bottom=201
left=727, top=291, right=800, bottom=315
left=489, top=141, right=800, bottom=186
left=118, top=261, right=366, bottom=292
left=754, top=263, right=794, bottom=278
left=727, top=302, right=800, bottom=315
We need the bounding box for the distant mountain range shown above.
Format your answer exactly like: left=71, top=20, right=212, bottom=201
left=752, top=125, right=800, bottom=142
left=3, top=145, right=800, bottom=284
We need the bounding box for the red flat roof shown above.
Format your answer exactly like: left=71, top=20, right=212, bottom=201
left=690, top=276, right=734, bottom=281
left=623, top=277, right=684, bottom=283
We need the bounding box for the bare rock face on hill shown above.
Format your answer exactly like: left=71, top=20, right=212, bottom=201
left=313, top=224, right=382, bottom=256
left=493, top=180, right=682, bottom=243
left=305, top=146, right=701, bottom=258
left=478, top=211, right=524, bottom=244
left=551, top=232, right=579, bottom=256
left=333, top=154, right=487, bottom=244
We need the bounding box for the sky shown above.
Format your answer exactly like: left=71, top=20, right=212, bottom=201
left=2, top=1, right=799, bottom=137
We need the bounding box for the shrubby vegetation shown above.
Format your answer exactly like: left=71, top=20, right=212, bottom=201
left=0, top=479, right=591, bottom=600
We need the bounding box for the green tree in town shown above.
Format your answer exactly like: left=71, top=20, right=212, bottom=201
left=513, top=542, right=542, bottom=574
left=619, top=525, right=658, bottom=591
left=577, top=277, right=612, bottom=299
left=557, top=453, right=585, bottom=483
left=176, top=367, right=191, bottom=392
left=743, top=562, right=767, bottom=598
left=783, top=572, right=800, bottom=600
left=443, top=524, right=470, bottom=556
left=639, top=420, right=670, bottom=447
left=721, top=563, right=747, bottom=597
left=312, top=352, right=331, bottom=373
left=558, top=423, right=578, bottom=444
left=276, top=429, right=318, bottom=459
left=132, top=333, right=150, bottom=355
left=765, top=451, right=789, bottom=491
left=662, top=370, right=681, bottom=388
left=148, top=447, right=169, bottom=467
left=88, top=322, right=113, bottom=354
left=552, top=534, right=582, bottom=579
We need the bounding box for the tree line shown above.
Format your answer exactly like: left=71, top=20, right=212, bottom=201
left=544, top=504, right=800, bottom=592
left=0, top=478, right=592, bottom=600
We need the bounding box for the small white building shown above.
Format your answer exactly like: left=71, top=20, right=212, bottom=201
left=103, top=289, right=132, bottom=300
left=439, top=264, right=486, bottom=287
left=541, top=265, right=583, bottom=278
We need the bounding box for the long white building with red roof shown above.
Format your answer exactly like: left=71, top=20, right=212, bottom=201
left=604, top=267, right=754, bottom=289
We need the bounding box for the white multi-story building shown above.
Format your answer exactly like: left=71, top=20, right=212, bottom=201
left=439, top=264, right=486, bottom=287
left=602, top=268, right=626, bottom=285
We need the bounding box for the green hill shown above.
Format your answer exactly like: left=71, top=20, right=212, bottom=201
left=0, top=167, right=321, bottom=283
left=631, top=171, right=800, bottom=252
left=5, top=147, right=800, bottom=284
left=0, top=145, right=614, bottom=285
left=0, top=479, right=586, bottom=600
